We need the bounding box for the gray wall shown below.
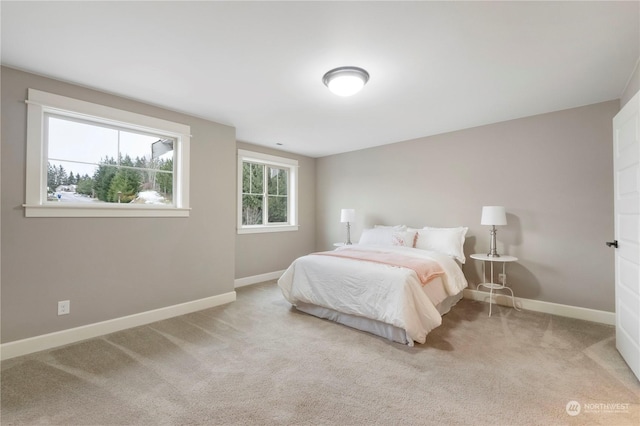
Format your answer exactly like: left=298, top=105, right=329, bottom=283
left=621, top=58, right=640, bottom=107
left=1, top=67, right=237, bottom=343
left=235, top=141, right=316, bottom=279
left=316, top=100, right=620, bottom=312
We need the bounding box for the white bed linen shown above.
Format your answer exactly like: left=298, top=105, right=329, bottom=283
left=278, top=245, right=468, bottom=345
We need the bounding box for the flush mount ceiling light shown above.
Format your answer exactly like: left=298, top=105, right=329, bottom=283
left=322, top=66, right=370, bottom=97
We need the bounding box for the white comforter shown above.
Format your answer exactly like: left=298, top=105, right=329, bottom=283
left=278, top=245, right=468, bottom=345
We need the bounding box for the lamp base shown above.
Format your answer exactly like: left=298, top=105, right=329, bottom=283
left=487, top=226, right=500, bottom=257
left=345, top=222, right=352, bottom=245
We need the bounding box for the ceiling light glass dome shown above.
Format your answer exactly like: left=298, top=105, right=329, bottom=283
left=322, top=66, right=370, bottom=97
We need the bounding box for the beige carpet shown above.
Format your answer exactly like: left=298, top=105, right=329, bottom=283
left=1, top=281, right=638, bottom=425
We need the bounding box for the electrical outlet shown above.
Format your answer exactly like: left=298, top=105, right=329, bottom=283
left=498, top=273, right=506, bottom=284
left=58, top=300, right=70, bottom=316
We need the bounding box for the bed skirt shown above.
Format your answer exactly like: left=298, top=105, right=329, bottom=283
left=294, top=291, right=464, bottom=345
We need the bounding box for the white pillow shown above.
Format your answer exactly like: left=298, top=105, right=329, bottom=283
left=374, top=224, right=407, bottom=231
left=359, top=228, right=416, bottom=247
left=415, top=226, right=468, bottom=263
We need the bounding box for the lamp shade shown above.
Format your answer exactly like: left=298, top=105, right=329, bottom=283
left=340, top=208, right=355, bottom=223
left=481, top=206, right=507, bottom=226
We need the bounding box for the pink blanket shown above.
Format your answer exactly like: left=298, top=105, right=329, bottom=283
left=314, top=249, right=444, bottom=286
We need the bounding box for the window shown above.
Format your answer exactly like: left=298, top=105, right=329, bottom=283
left=237, top=149, right=298, bottom=233
left=25, top=89, right=191, bottom=217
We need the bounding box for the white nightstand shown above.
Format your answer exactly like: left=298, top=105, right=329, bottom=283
left=471, top=253, right=521, bottom=317
left=333, top=242, right=345, bottom=248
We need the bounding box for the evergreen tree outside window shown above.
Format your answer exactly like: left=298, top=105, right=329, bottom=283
left=267, top=167, right=288, bottom=223
left=238, top=150, right=298, bottom=233
left=242, top=162, right=264, bottom=225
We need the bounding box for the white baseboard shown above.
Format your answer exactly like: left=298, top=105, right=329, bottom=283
left=463, top=289, right=615, bottom=325
left=0, top=291, right=236, bottom=361
left=3, top=287, right=612, bottom=361
left=235, top=270, right=285, bottom=288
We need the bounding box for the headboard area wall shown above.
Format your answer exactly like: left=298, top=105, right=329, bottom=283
left=316, top=100, right=619, bottom=313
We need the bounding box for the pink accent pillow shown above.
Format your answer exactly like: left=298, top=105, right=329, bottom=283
left=359, top=228, right=416, bottom=247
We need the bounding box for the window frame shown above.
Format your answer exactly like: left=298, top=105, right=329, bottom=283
left=237, top=149, right=298, bottom=234
left=24, top=89, right=191, bottom=218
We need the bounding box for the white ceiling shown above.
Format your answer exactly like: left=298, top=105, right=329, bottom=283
left=2, top=1, right=638, bottom=158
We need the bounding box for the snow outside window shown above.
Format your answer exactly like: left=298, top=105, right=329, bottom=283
left=24, top=89, right=191, bottom=217
left=237, top=149, right=298, bottom=234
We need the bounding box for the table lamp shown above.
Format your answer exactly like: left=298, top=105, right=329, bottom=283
left=340, top=209, right=355, bottom=245
left=481, top=206, right=507, bottom=257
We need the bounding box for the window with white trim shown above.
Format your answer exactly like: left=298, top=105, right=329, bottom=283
left=24, top=89, right=191, bottom=217
left=237, top=149, right=298, bottom=233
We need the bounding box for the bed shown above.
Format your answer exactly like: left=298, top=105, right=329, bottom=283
left=278, top=226, right=469, bottom=345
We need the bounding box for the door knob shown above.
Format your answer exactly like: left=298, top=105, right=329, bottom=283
left=606, top=240, right=618, bottom=248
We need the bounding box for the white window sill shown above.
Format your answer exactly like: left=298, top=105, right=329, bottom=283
left=237, top=225, right=299, bottom=234
left=24, top=204, right=190, bottom=218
